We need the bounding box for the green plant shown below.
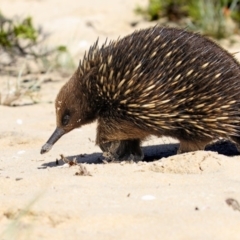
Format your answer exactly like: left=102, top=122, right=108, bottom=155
left=136, top=0, right=188, bottom=21
left=0, top=11, right=74, bottom=72
left=136, top=0, right=240, bottom=39
left=0, top=11, right=75, bottom=106
left=189, top=0, right=229, bottom=38
left=0, top=13, right=44, bottom=61
left=228, top=0, right=240, bottom=23
left=145, top=0, right=162, bottom=20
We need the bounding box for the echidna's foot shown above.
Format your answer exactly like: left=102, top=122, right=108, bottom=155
left=230, top=136, right=240, bottom=153
left=99, top=141, right=115, bottom=152
left=236, top=145, right=240, bottom=153
left=100, top=141, right=121, bottom=162
left=100, top=139, right=144, bottom=162
left=177, top=138, right=211, bottom=154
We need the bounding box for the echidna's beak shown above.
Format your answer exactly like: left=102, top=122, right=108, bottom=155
left=40, top=127, right=65, bottom=154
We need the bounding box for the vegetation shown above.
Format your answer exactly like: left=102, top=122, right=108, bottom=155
left=0, top=11, right=74, bottom=73
left=0, top=11, right=75, bottom=106
left=136, top=0, right=240, bottom=39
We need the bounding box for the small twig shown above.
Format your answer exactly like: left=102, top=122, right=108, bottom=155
left=75, top=164, right=92, bottom=176
left=60, top=154, right=92, bottom=176
left=226, top=198, right=240, bottom=211
left=102, top=159, right=109, bottom=164
left=60, top=154, right=77, bottom=166
left=2, top=90, right=21, bottom=106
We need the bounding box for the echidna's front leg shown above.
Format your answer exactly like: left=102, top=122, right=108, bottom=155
left=99, top=139, right=144, bottom=162
left=96, top=120, right=144, bottom=162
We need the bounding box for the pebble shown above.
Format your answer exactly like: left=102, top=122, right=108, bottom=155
left=17, top=150, right=25, bottom=155
left=141, top=195, right=156, bottom=201
left=16, top=119, right=23, bottom=125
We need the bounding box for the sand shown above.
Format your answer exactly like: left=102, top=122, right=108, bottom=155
left=1, top=0, right=240, bottom=239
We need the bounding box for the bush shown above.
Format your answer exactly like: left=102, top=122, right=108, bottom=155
left=0, top=11, right=73, bottom=73
left=136, top=0, right=240, bottom=39
left=0, top=11, right=75, bottom=106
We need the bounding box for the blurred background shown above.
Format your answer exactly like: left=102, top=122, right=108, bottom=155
left=1, top=0, right=240, bottom=106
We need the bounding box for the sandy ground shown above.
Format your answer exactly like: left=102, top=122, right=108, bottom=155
left=1, top=0, right=240, bottom=239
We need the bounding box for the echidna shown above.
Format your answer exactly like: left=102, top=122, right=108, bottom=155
left=40, top=26, right=240, bottom=161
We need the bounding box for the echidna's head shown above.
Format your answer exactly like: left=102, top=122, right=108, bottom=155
left=55, top=82, right=82, bottom=131
left=40, top=71, right=97, bottom=154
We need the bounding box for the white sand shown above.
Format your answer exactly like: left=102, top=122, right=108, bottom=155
left=1, top=0, right=240, bottom=239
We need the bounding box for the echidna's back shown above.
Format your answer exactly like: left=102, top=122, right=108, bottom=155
left=103, top=27, right=240, bottom=89
left=93, top=27, right=240, bottom=138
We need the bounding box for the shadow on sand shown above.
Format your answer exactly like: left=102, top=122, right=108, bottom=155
left=41, top=139, right=239, bottom=168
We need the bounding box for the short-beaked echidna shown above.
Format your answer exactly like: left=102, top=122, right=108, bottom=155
left=40, top=26, right=240, bottom=161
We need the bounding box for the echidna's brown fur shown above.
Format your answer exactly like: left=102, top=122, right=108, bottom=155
left=41, top=26, right=240, bottom=161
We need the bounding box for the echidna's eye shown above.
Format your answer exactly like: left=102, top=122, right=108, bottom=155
left=62, top=114, right=70, bottom=126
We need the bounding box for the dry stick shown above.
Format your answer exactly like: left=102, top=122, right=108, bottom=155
left=226, top=198, right=240, bottom=211
left=60, top=154, right=92, bottom=176
left=60, top=154, right=77, bottom=166
left=2, top=64, right=53, bottom=106
left=75, top=164, right=92, bottom=176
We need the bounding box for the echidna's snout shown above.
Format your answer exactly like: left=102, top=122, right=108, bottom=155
left=40, top=127, right=65, bottom=154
